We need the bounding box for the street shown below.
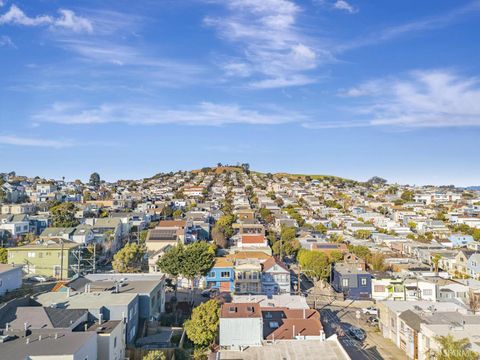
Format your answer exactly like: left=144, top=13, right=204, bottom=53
left=318, top=303, right=408, bottom=360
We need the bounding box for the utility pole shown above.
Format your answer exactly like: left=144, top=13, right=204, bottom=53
left=60, top=240, right=64, bottom=281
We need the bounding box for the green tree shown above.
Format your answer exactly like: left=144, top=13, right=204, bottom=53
left=50, top=202, right=79, bottom=227
left=315, top=223, right=327, bottom=234
left=112, top=242, right=146, bottom=273
left=142, top=350, right=166, bottom=360
left=348, top=245, right=371, bottom=259
left=184, top=300, right=220, bottom=347
left=297, top=250, right=331, bottom=281
left=157, top=244, right=185, bottom=297
left=432, top=335, right=477, bottom=360
left=401, top=190, right=414, bottom=202
left=280, top=226, right=296, bottom=243
left=173, top=209, right=183, bottom=219
left=89, top=172, right=101, bottom=188
left=181, top=242, right=215, bottom=289
left=212, top=224, right=227, bottom=249
left=354, top=230, right=372, bottom=239
left=0, top=248, right=7, bottom=264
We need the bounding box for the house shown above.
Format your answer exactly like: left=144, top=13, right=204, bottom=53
left=206, top=257, right=235, bottom=292
left=0, top=264, right=23, bottom=296
left=261, top=257, right=290, bottom=295
left=9, top=307, right=88, bottom=331
left=40, top=227, right=76, bottom=241
left=238, top=234, right=268, bottom=248
left=311, top=243, right=348, bottom=255
left=146, top=220, right=187, bottom=252
left=454, top=249, right=476, bottom=276
left=88, top=320, right=126, bottom=360
left=34, top=290, right=140, bottom=345
left=371, top=273, right=405, bottom=301
left=236, top=209, right=255, bottom=221
left=443, top=234, right=474, bottom=248
left=467, top=253, right=480, bottom=279
left=219, top=303, right=263, bottom=350
left=0, top=329, right=98, bottom=360
left=331, top=263, right=372, bottom=300
left=234, top=261, right=262, bottom=294
left=7, top=239, right=80, bottom=279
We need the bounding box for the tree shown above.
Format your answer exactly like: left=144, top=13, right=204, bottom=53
left=173, top=209, right=183, bottom=219
left=184, top=299, right=220, bottom=347
left=315, top=223, right=327, bottom=234
left=354, top=230, right=372, bottom=239
left=368, top=252, right=386, bottom=271
left=401, top=190, right=414, bottom=202
left=328, top=233, right=344, bottom=243
left=89, top=172, right=101, bottom=188
left=181, top=242, right=215, bottom=289
left=432, top=335, right=477, bottom=360
left=157, top=244, right=185, bottom=297
left=0, top=248, right=7, bottom=264
left=297, top=250, right=331, bottom=281
left=280, top=226, right=296, bottom=243
left=432, top=253, right=442, bottom=274
left=112, top=242, right=146, bottom=273
left=212, top=224, right=227, bottom=249
left=50, top=202, right=79, bottom=227
left=143, top=350, right=166, bottom=360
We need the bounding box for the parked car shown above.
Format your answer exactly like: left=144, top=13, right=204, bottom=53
left=201, top=288, right=218, bottom=298
left=362, top=307, right=378, bottom=316
left=27, top=275, right=52, bottom=283
left=367, top=316, right=379, bottom=326
left=348, top=327, right=366, bottom=341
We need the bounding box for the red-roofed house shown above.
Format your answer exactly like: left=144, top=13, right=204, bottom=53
left=238, top=234, right=268, bottom=248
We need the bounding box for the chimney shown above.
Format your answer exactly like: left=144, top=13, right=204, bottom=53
left=24, top=322, right=28, bottom=331
left=5, top=322, right=9, bottom=331
left=84, top=323, right=88, bottom=331
left=99, top=313, right=103, bottom=325
left=293, top=325, right=296, bottom=339
left=26, top=338, right=30, bottom=344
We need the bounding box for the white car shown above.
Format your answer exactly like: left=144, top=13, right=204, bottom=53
left=362, top=307, right=378, bottom=316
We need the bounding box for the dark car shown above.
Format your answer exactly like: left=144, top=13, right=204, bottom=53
left=348, top=327, right=366, bottom=341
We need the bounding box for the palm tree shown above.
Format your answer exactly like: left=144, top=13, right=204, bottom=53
left=431, top=335, right=477, bottom=360
left=432, top=253, right=442, bottom=274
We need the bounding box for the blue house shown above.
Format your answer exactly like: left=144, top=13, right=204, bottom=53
left=206, top=258, right=235, bottom=292
left=445, top=234, right=474, bottom=248
left=331, top=263, right=372, bottom=300
left=467, top=253, right=480, bottom=279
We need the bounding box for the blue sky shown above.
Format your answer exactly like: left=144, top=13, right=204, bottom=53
left=1, top=0, right=480, bottom=185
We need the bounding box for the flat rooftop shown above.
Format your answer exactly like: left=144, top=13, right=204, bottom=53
left=34, top=291, right=137, bottom=309
left=219, top=336, right=350, bottom=360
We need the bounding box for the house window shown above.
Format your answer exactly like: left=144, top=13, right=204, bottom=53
left=374, top=285, right=385, bottom=292
left=220, top=271, right=230, bottom=278
left=342, top=278, right=349, bottom=287
left=209, top=272, right=214, bottom=278
left=27, top=252, right=35, bottom=258
left=423, top=289, right=432, bottom=296
left=361, top=278, right=367, bottom=286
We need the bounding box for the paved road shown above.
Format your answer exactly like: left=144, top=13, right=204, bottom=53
left=319, top=303, right=408, bottom=360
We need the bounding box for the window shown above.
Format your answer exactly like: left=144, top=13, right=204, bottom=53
left=209, top=272, right=214, bottom=278
left=374, top=285, right=385, bottom=292
left=114, top=336, right=117, bottom=348
left=361, top=278, right=367, bottom=286
left=220, top=271, right=230, bottom=278
left=423, top=289, right=432, bottom=296
left=342, top=278, right=349, bottom=287
left=269, top=321, right=279, bottom=328
left=27, top=252, right=35, bottom=258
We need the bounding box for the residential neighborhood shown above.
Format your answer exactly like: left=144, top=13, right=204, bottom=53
left=0, top=166, right=480, bottom=359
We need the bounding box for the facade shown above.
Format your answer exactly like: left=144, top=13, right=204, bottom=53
left=234, top=261, right=262, bottom=294
left=332, top=263, right=372, bottom=300
left=371, top=275, right=405, bottom=301
left=206, top=258, right=235, bottom=292
left=0, top=264, right=23, bottom=296
left=219, top=303, right=263, bottom=350
left=261, top=257, right=290, bottom=295
left=7, top=240, right=80, bottom=279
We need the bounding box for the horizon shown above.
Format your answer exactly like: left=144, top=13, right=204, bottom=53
left=1, top=0, right=480, bottom=185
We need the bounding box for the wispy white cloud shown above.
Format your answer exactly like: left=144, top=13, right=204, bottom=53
left=205, top=0, right=332, bottom=88
left=0, top=4, right=92, bottom=33
left=331, top=70, right=480, bottom=129
left=333, top=1, right=357, bottom=14
left=33, top=102, right=307, bottom=126
left=0, top=135, right=73, bottom=148
left=338, top=0, right=480, bottom=51
left=0, top=34, right=14, bottom=47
